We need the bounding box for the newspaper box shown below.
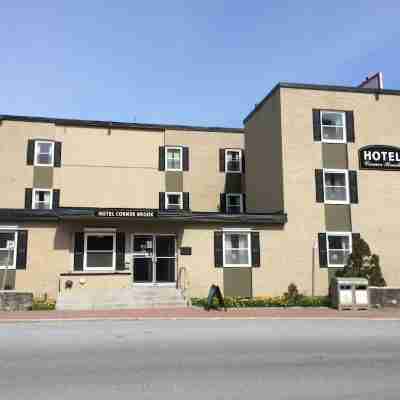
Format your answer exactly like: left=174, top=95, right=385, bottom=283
left=330, top=277, right=369, bottom=310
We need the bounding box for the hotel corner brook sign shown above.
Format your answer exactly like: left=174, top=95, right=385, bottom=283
left=95, top=209, right=157, bottom=218
left=359, top=145, right=400, bottom=171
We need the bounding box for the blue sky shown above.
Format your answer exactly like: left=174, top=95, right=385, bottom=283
left=1, top=1, right=400, bottom=127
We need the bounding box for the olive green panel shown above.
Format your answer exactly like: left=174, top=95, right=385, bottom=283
left=324, top=204, right=352, bottom=231
left=223, top=268, right=252, bottom=297
left=224, top=173, right=242, bottom=193
left=33, top=167, right=53, bottom=189
left=165, top=171, right=183, bottom=192
left=322, top=143, right=348, bottom=169
left=0, top=270, right=16, bottom=290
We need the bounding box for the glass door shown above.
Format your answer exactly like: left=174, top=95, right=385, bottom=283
left=133, top=235, right=176, bottom=284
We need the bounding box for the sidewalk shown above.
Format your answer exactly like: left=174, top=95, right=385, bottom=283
left=1, top=307, right=400, bottom=322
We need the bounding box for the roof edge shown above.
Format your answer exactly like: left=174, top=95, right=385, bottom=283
left=0, top=114, right=243, bottom=134
left=243, top=82, right=400, bottom=124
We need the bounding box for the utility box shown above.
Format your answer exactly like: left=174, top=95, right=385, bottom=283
left=330, top=277, right=369, bottom=310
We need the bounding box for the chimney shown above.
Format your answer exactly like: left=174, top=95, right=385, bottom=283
left=359, top=72, right=383, bottom=89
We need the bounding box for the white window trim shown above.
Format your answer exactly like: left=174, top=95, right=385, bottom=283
left=165, top=192, right=183, bottom=210
left=32, top=188, right=53, bottom=210
left=222, top=231, right=252, bottom=268
left=0, top=231, right=18, bottom=269
left=323, top=168, right=350, bottom=205
left=225, top=149, right=242, bottom=173
left=34, top=140, right=55, bottom=167
left=83, top=232, right=116, bottom=272
left=165, top=146, right=183, bottom=171
left=226, top=193, right=243, bottom=214
left=326, top=231, right=352, bottom=268
left=320, top=110, right=346, bottom=144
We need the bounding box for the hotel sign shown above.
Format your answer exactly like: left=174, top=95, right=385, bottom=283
left=95, top=209, right=157, bottom=218
left=359, top=145, right=400, bottom=171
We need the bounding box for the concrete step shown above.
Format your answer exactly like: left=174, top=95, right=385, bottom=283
left=56, top=287, right=188, bottom=310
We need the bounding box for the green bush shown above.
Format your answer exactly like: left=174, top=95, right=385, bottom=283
left=32, top=298, right=56, bottom=311
left=191, top=295, right=330, bottom=309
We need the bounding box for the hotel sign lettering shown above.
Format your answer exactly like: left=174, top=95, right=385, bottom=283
left=359, top=145, right=400, bottom=171
left=95, top=209, right=157, bottom=218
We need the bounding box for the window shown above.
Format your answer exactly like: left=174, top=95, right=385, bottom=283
left=226, top=193, right=243, bottom=214
left=326, top=233, right=352, bottom=267
left=0, top=231, right=17, bottom=269
left=34, top=141, right=54, bottom=166
left=84, top=233, right=115, bottom=270
left=165, top=192, right=183, bottom=210
left=223, top=232, right=251, bottom=267
left=225, top=149, right=242, bottom=173
left=323, top=169, right=349, bottom=204
left=321, top=111, right=346, bottom=143
left=165, top=147, right=182, bottom=171
left=32, top=189, right=52, bottom=209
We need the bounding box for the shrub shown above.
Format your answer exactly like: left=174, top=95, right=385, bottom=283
left=335, top=235, right=386, bottom=286
left=32, top=298, right=56, bottom=311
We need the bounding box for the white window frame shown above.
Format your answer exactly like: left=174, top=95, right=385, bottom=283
left=165, top=192, right=183, bottom=210
left=32, top=188, right=53, bottom=210
left=226, top=193, right=243, bottom=214
left=323, top=168, right=350, bottom=204
left=34, top=140, right=55, bottom=167
left=165, top=146, right=183, bottom=171
left=222, top=231, right=252, bottom=267
left=0, top=231, right=18, bottom=270
left=320, top=110, right=346, bottom=144
left=326, top=231, right=352, bottom=268
left=225, top=149, right=242, bottom=173
left=83, top=232, right=116, bottom=272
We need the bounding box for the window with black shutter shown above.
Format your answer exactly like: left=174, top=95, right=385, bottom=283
left=214, top=231, right=223, bottom=267
left=349, top=170, right=358, bottom=204
left=219, top=149, right=225, bottom=172
left=52, top=189, right=60, bottom=209
left=312, top=109, right=321, bottom=141
left=54, top=142, right=62, bottom=167
left=73, top=232, right=84, bottom=271
left=25, top=188, right=33, bottom=209
left=250, top=232, right=260, bottom=267
left=16, top=230, right=28, bottom=270
left=159, top=192, right=166, bottom=210
left=182, top=147, right=189, bottom=171
left=183, top=192, right=190, bottom=210
left=116, top=232, right=126, bottom=271
left=345, top=111, right=355, bottom=143
left=315, top=170, right=324, bottom=203
left=318, top=233, right=327, bottom=268
left=159, top=146, right=165, bottom=171
left=220, top=193, right=226, bottom=213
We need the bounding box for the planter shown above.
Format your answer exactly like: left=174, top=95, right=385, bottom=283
left=0, top=291, right=33, bottom=311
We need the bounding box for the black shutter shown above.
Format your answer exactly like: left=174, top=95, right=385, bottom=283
left=349, top=170, right=358, bottom=204
left=241, top=152, right=245, bottom=173
left=219, top=149, right=225, bottom=172
left=315, top=169, right=324, bottom=203
left=312, top=109, right=321, bottom=141
left=73, top=232, right=84, bottom=271
left=251, top=232, right=260, bottom=267
left=159, top=146, right=165, bottom=171
left=183, top=192, right=190, bottom=210
left=16, top=230, right=28, bottom=270
left=220, top=193, right=226, bottom=213
left=116, top=232, right=126, bottom=271
left=351, top=233, right=361, bottom=252
left=346, top=111, right=355, bottom=143
left=182, top=147, right=189, bottom=171
left=52, top=189, right=60, bottom=209
left=54, top=142, right=62, bottom=167
left=318, top=233, right=327, bottom=268
left=159, top=192, right=165, bottom=210
left=242, top=194, right=246, bottom=213
left=25, top=188, right=32, bottom=209
left=27, top=140, right=35, bottom=165
left=214, top=231, right=223, bottom=267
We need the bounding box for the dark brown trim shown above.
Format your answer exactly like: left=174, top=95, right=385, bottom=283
left=0, top=114, right=243, bottom=134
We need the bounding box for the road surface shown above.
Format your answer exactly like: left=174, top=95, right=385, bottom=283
left=0, top=319, right=399, bottom=399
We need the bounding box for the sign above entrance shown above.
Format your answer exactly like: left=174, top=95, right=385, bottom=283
left=359, top=145, right=400, bottom=171
left=95, top=209, right=158, bottom=218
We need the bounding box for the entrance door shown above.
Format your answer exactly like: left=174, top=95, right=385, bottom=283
left=133, top=235, right=176, bottom=284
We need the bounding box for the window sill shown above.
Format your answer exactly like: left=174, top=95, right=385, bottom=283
left=324, top=200, right=350, bottom=205
left=223, top=265, right=252, bottom=268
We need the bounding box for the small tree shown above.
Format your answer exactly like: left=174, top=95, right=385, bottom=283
left=335, top=235, right=386, bottom=286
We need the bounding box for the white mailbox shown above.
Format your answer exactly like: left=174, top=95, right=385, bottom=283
left=330, top=277, right=369, bottom=310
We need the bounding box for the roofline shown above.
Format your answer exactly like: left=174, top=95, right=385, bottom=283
left=0, top=114, right=243, bottom=134
left=243, top=82, right=400, bottom=124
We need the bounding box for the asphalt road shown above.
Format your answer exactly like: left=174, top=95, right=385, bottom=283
left=0, top=319, right=399, bottom=399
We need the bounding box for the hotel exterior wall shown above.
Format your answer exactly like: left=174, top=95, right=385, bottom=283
left=165, top=129, right=244, bottom=212
left=279, top=87, right=400, bottom=289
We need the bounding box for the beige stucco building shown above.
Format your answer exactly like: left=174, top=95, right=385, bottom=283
left=1, top=78, right=400, bottom=304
